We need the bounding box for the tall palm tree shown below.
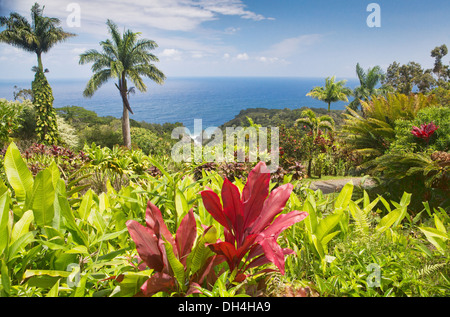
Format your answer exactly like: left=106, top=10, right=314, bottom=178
left=0, top=2, right=76, bottom=145
left=0, top=2, right=76, bottom=72
left=307, top=76, right=353, bottom=113
left=80, top=20, right=166, bottom=149
left=349, top=63, right=388, bottom=112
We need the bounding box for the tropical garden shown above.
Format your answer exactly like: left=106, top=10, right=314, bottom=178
left=0, top=3, right=448, bottom=298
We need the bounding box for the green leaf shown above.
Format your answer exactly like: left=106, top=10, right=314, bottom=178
left=4, top=142, right=34, bottom=204
left=376, top=208, right=402, bottom=233
left=164, top=241, right=185, bottom=291
left=175, top=189, right=188, bottom=224
left=316, top=213, right=342, bottom=242
left=334, top=181, right=353, bottom=211
left=0, top=192, right=10, bottom=255
left=31, top=169, right=55, bottom=227
left=8, top=231, right=35, bottom=262
left=58, top=194, right=88, bottom=247
left=46, top=279, right=60, bottom=297
left=11, top=210, right=34, bottom=244
left=303, top=198, right=317, bottom=234
left=1, top=259, right=11, bottom=296
left=78, top=189, right=93, bottom=221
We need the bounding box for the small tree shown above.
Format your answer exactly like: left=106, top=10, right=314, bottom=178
left=307, top=76, right=352, bottom=113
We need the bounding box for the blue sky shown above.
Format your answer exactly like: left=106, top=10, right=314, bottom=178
left=0, top=0, right=449, bottom=80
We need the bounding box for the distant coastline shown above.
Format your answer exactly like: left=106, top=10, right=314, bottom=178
left=0, top=77, right=357, bottom=130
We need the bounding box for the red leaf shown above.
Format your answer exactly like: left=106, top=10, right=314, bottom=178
left=126, top=220, right=165, bottom=272
left=259, top=211, right=309, bottom=240
left=221, top=179, right=244, bottom=246
left=146, top=201, right=177, bottom=258
left=175, top=209, right=197, bottom=265
left=242, top=161, right=270, bottom=229
left=141, top=272, right=175, bottom=297
left=208, top=241, right=239, bottom=271
left=200, top=190, right=229, bottom=229
left=259, top=237, right=286, bottom=275
left=249, top=183, right=294, bottom=235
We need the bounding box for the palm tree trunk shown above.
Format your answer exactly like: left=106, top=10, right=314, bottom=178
left=120, top=76, right=132, bottom=149
left=327, top=102, right=331, bottom=113
left=122, top=101, right=131, bottom=149
left=37, top=52, right=44, bottom=72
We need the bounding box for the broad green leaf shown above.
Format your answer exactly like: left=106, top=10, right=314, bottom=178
left=11, top=210, right=34, bottom=244
left=164, top=241, right=185, bottom=291
left=312, top=234, right=325, bottom=259
left=321, top=230, right=341, bottom=246
left=7, top=231, right=35, bottom=262
left=334, top=182, right=353, bottom=211
left=175, top=188, right=188, bottom=223
left=31, top=169, right=55, bottom=227
left=23, top=269, right=71, bottom=280
left=316, top=213, right=342, bottom=241
left=4, top=142, right=34, bottom=203
left=0, top=192, right=10, bottom=255
left=0, top=179, right=7, bottom=197
left=46, top=279, right=60, bottom=297
left=187, top=227, right=217, bottom=276
left=376, top=208, right=402, bottom=233
left=1, top=259, right=11, bottom=296
left=419, top=227, right=447, bottom=253
left=303, top=199, right=317, bottom=234
left=78, top=189, right=93, bottom=221
left=434, top=215, right=447, bottom=234
left=58, top=194, right=88, bottom=247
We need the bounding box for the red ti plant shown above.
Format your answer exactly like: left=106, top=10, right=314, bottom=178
left=126, top=202, right=220, bottom=296
left=411, top=122, right=439, bottom=144
left=200, top=162, right=308, bottom=282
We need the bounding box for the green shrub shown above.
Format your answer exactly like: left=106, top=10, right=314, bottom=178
left=391, top=106, right=450, bottom=153
left=130, top=127, right=174, bottom=156
left=0, top=99, right=30, bottom=146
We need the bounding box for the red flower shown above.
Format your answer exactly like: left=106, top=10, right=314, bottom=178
left=411, top=122, right=439, bottom=143
left=201, top=162, right=308, bottom=281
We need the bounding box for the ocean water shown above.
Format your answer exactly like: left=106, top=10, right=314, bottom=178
left=0, top=77, right=357, bottom=131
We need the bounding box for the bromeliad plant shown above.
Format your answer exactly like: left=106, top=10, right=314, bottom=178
left=201, top=162, right=308, bottom=282
left=411, top=122, right=439, bottom=144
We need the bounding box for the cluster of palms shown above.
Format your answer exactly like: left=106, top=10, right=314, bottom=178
left=307, top=63, right=387, bottom=114
left=0, top=3, right=165, bottom=149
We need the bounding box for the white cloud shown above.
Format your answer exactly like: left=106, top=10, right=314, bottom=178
left=2, top=0, right=270, bottom=32
left=161, top=48, right=183, bottom=61
left=236, top=53, right=249, bottom=61
left=263, top=34, right=324, bottom=59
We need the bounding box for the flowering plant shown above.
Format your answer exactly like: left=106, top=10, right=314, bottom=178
left=411, top=122, right=439, bottom=144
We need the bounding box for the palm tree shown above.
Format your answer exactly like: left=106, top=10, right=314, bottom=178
left=295, top=108, right=335, bottom=177
left=0, top=2, right=76, bottom=145
left=349, top=63, right=388, bottom=112
left=79, top=20, right=166, bottom=149
left=295, top=108, right=335, bottom=138
left=0, top=2, right=76, bottom=73
left=307, top=76, right=353, bottom=112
